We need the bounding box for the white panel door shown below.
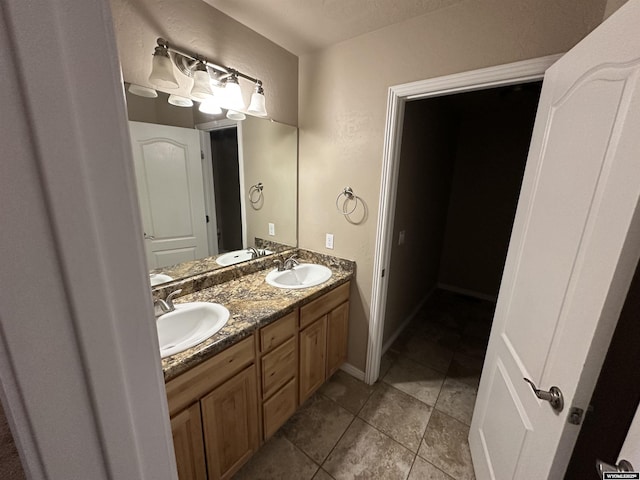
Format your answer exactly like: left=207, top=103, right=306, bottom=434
left=618, top=406, right=640, bottom=471
left=470, top=2, right=640, bottom=479
left=129, top=121, right=208, bottom=269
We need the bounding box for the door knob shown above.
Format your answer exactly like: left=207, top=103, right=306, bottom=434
left=596, top=458, right=634, bottom=475
left=523, top=378, right=564, bottom=412
left=143, top=232, right=155, bottom=240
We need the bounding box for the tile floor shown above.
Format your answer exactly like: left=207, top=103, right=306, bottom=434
left=234, top=289, right=496, bottom=480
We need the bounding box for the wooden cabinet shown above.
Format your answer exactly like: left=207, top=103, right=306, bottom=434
left=299, top=316, right=327, bottom=402
left=164, top=280, right=350, bottom=478
left=299, top=282, right=350, bottom=403
left=166, top=336, right=259, bottom=480
left=327, top=301, right=349, bottom=377
left=201, top=365, right=259, bottom=480
left=171, top=403, right=207, bottom=480
left=258, top=310, right=298, bottom=440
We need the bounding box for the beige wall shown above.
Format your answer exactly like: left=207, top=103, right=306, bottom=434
left=241, top=116, right=298, bottom=247
left=604, top=0, right=630, bottom=18
left=110, top=0, right=298, bottom=125
left=382, top=99, right=457, bottom=344
left=298, top=0, right=607, bottom=371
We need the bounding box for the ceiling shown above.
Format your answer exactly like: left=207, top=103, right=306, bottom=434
left=203, top=0, right=464, bottom=56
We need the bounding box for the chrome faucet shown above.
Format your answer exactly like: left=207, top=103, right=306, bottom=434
left=154, top=289, right=182, bottom=317
left=247, top=247, right=260, bottom=259
left=283, top=254, right=299, bottom=270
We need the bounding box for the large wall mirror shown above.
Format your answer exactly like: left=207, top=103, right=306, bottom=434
left=124, top=87, right=298, bottom=286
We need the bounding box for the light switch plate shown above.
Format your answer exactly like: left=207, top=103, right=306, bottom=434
left=268, top=223, right=275, bottom=236
left=326, top=233, right=334, bottom=249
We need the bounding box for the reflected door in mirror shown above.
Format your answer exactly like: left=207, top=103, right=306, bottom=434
left=129, top=121, right=209, bottom=268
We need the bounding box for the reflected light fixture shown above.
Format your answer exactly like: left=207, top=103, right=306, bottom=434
left=148, top=39, right=179, bottom=89
left=128, top=83, right=158, bottom=98
left=247, top=81, right=267, bottom=117
left=226, top=110, right=246, bottom=121
left=199, top=97, right=222, bottom=115
left=147, top=38, right=268, bottom=120
left=168, top=95, right=193, bottom=107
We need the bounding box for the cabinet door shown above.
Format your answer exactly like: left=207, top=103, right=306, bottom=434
left=327, top=301, right=349, bottom=377
left=299, top=316, right=327, bottom=403
left=201, top=365, right=259, bottom=480
left=171, top=403, right=207, bottom=480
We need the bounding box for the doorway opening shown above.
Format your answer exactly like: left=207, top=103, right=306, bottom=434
left=366, top=55, right=560, bottom=386
left=209, top=127, right=243, bottom=254
left=379, top=81, right=542, bottom=429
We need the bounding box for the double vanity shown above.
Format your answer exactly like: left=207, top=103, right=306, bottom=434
left=152, top=249, right=355, bottom=480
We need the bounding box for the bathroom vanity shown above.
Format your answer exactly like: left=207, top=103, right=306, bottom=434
left=155, top=250, right=354, bottom=480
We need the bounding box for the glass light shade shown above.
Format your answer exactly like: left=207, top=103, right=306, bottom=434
left=247, top=92, right=267, bottom=117
left=226, top=110, right=246, bottom=121
left=168, top=95, right=193, bottom=107
left=199, top=98, right=222, bottom=115
left=149, top=53, right=179, bottom=89
left=224, top=81, right=245, bottom=111
left=191, top=70, right=213, bottom=101
left=128, top=84, right=158, bottom=98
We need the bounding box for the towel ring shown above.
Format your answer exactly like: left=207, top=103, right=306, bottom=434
left=335, top=187, right=360, bottom=216
left=249, top=182, right=263, bottom=204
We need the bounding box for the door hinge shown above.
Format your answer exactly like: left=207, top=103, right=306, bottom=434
left=201, top=150, right=205, bottom=160
left=381, top=269, right=386, bottom=278
left=568, top=406, right=584, bottom=425
left=206, top=215, right=210, bottom=223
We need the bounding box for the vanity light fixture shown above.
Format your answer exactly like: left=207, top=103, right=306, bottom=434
left=199, top=97, right=222, bottom=115
left=147, top=37, right=268, bottom=119
left=128, top=83, right=158, bottom=98
left=148, top=39, right=179, bottom=89
left=168, top=94, right=193, bottom=107
left=190, top=62, right=213, bottom=101
left=247, top=81, right=267, bottom=117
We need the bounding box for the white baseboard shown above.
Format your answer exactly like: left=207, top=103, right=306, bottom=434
left=437, top=283, right=497, bottom=302
left=381, top=286, right=436, bottom=355
left=339, top=362, right=365, bottom=381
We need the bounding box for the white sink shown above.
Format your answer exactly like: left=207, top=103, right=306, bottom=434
left=266, top=263, right=332, bottom=289
left=157, top=302, right=230, bottom=358
left=150, top=273, right=173, bottom=286
left=215, top=249, right=273, bottom=266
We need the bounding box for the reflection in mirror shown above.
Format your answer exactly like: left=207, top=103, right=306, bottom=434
left=125, top=87, right=297, bottom=286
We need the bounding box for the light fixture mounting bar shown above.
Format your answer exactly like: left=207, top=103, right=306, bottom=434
left=156, top=38, right=261, bottom=84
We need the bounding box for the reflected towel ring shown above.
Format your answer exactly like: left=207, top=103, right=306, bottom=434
left=335, top=187, right=360, bottom=215
left=249, top=182, right=263, bottom=204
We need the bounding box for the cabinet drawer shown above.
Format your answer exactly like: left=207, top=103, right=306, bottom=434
left=260, top=311, right=297, bottom=353
left=166, top=335, right=255, bottom=416
left=261, top=337, right=297, bottom=399
left=300, top=282, right=350, bottom=329
left=263, top=378, right=297, bottom=440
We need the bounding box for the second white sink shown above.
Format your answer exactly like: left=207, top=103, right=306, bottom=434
left=216, top=249, right=273, bottom=266
left=157, top=302, right=230, bottom=358
left=266, top=263, right=332, bottom=289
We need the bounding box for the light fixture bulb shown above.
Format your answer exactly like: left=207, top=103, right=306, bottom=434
left=128, top=84, right=158, bottom=98
left=199, top=97, right=222, bottom=115
left=191, top=64, right=213, bottom=101
left=168, top=95, right=193, bottom=107
left=247, top=83, right=267, bottom=117
left=226, top=110, right=246, bottom=121
left=223, top=73, right=246, bottom=111
left=148, top=43, right=179, bottom=89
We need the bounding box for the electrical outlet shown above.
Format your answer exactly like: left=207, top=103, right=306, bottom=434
left=268, top=223, right=275, bottom=236
left=399, top=230, right=406, bottom=245
left=325, top=233, right=334, bottom=249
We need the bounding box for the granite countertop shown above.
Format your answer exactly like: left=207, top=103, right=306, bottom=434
left=161, top=250, right=355, bottom=382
